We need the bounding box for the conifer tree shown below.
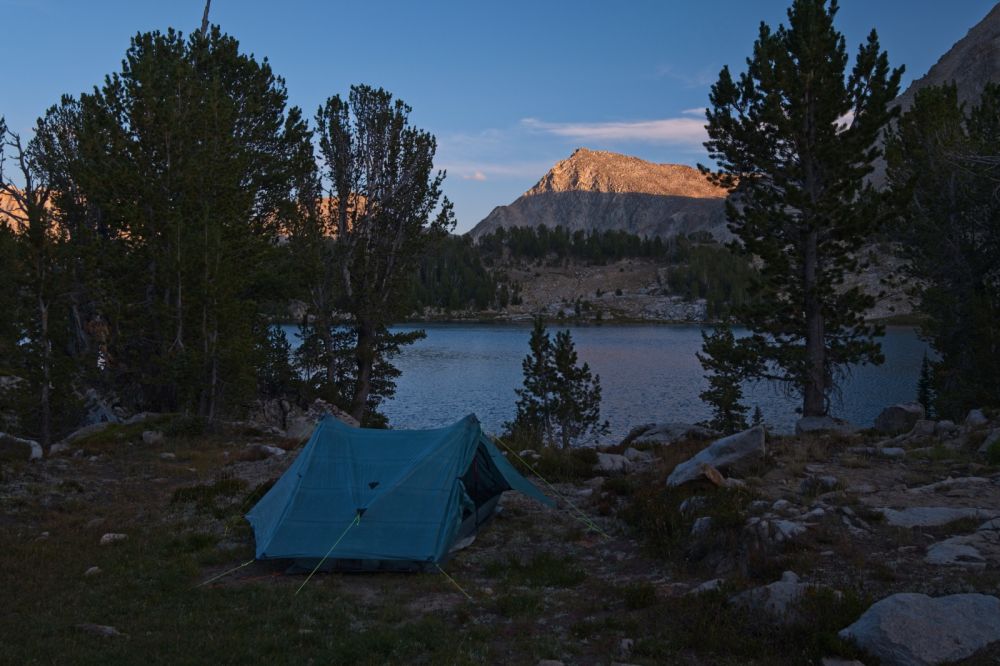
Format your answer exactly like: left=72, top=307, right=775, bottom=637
left=701, top=0, right=902, bottom=417
left=697, top=326, right=762, bottom=434
left=886, top=83, right=1000, bottom=418
left=311, top=85, right=454, bottom=424
left=512, top=318, right=606, bottom=448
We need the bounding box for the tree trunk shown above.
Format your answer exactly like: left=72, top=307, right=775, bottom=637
left=349, top=319, right=375, bottom=423
left=38, top=291, right=51, bottom=450
left=803, top=229, right=826, bottom=416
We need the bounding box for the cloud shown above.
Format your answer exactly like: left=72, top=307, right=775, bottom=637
left=462, top=170, right=488, bottom=181
left=681, top=107, right=707, bottom=117
left=654, top=64, right=717, bottom=88
left=520, top=116, right=707, bottom=145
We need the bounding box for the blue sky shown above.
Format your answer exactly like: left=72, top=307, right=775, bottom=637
left=2, top=0, right=996, bottom=232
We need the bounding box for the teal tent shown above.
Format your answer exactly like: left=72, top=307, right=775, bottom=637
left=246, top=414, right=553, bottom=571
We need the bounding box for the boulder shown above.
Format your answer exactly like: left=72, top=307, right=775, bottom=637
left=935, top=420, right=957, bottom=436
left=839, top=593, right=1000, bottom=666
left=729, top=571, right=831, bottom=624
left=76, top=623, right=127, bottom=639
left=690, top=516, right=713, bottom=537
left=284, top=399, right=360, bottom=440
left=594, top=453, right=633, bottom=474
left=666, top=427, right=765, bottom=487
left=623, top=422, right=716, bottom=447
left=909, top=419, right=937, bottom=437
left=978, top=429, right=1000, bottom=456
left=874, top=402, right=925, bottom=435
left=877, top=506, right=1000, bottom=528
left=0, top=432, right=42, bottom=461
left=799, top=475, right=839, bottom=496
left=50, top=422, right=116, bottom=455
left=965, top=409, right=989, bottom=429
left=795, top=416, right=857, bottom=436
left=84, top=566, right=101, bottom=577
left=924, top=536, right=987, bottom=568
left=622, top=447, right=654, bottom=464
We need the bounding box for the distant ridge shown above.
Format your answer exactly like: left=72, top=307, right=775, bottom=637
left=468, top=148, right=728, bottom=241
left=894, top=2, right=1000, bottom=112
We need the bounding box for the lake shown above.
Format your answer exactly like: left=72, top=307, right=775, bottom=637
left=281, top=323, right=928, bottom=441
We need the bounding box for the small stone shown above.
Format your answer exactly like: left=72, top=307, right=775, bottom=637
left=966, top=409, right=989, bottom=429
left=99, top=533, right=127, bottom=546
left=35, top=531, right=50, bottom=541
left=617, top=638, right=635, bottom=660
left=687, top=578, right=723, bottom=595
left=159, top=452, right=176, bottom=460
left=691, top=516, right=713, bottom=537
left=594, top=452, right=632, bottom=474
left=84, top=566, right=101, bottom=577
left=141, top=430, right=165, bottom=446
left=771, top=499, right=794, bottom=513
left=76, top=623, right=126, bottom=638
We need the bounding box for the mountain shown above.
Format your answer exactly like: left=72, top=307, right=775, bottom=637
left=894, top=3, right=1000, bottom=112
left=468, top=148, right=728, bottom=240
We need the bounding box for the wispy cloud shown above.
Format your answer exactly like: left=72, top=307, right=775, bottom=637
left=654, top=64, right=718, bottom=88
left=681, top=107, right=707, bottom=117
left=462, top=170, right=488, bottom=181
left=520, top=116, right=707, bottom=145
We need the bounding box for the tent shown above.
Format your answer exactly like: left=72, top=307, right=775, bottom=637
left=246, top=414, right=553, bottom=572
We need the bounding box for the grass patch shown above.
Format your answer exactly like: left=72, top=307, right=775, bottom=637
left=484, top=552, right=587, bottom=588
left=632, top=587, right=869, bottom=664
left=171, top=475, right=248, bottom=514
left=621, top=581, right=657, bottom=609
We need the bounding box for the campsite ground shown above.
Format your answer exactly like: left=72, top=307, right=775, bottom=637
left=2, top=415, right=1000, bottom=664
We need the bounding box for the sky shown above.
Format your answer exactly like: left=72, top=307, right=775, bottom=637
left=2, top=0, right=997, bottom=233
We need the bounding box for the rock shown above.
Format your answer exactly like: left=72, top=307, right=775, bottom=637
left=284, top=399, right=360, bottom=440
left=730, top=571, right=831, bottom=624
left=84, top=566, right=101, bottom=577
left=159, top=452, right=177, bottom=461
left=0, top=432, right=42, bottom=461
left=874, top=402, right=925, bottom=435
left=622, top=422, right=717, bottom=447
left=979, top=518, right=1000, bottom=531
left=909, top=419, right=937, bottom=437
left=691, top=516, right=713, bottom=537
left=800, top=475, right=839, bottom=495
left=141, top=431, right=165, bottom=446
left=847, top=445, right=905, bottom=459
left=839, top=593, right=1000, bottom=666
left=594, top=452, right=633, bottom=474
left=124, top=412, right=159, bottom=425
left=795, top=416, right=858, bottom=436
left=666, top=426, right=765, bottom=487
left=76, top=623, right=127, bottom=638
left=622, top=447, right=654, bottom=464
left=877, top=506, right=1000, bottom=528
left=978, top=429, right=1000, bottom=456
left=935, top=420, right=957, bottom=436
left=925, top=536, right=987, bottom=568
left=906, top=476, right=990, bottom=494
left=583, top=477, right=605, bottom=491
left=679, top=496, right=707, bottom=516
left=617, top=638, right=635, bottom=661
left=99, top=533, right=127, bottom=546
left=51, top=422, right=116, bottom=454
left=687, top=578, right=723, bottom=595
left=820, top=659, right=865, bottom=666
left=772, top=520, right=809, bottom=542
left=965, top=409, right=989, bottom=428
left=81, top=388, right=123, bottom=426
left=699, top=463, right=726, bottom=487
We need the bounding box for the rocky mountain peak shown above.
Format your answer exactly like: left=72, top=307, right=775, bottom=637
left=525, top=148, right=726, bottom=200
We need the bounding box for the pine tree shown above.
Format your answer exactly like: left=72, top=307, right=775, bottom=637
left=701, top=0, right=902, bottom=417
left=886, top=83, right=1000, bottom=418
left=310, top=85, right=454, bottom=424
left=511, top=318, right=606, bottom=448
left=697, top=326, right=760, bottom=434
left=916, top=352, right=936, bottom=419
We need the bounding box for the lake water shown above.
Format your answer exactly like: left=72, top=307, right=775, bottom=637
left=282, top=323, right=928, bottom=441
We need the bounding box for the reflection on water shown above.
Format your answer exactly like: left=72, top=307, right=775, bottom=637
left=282, top=323, right=928, bottom=441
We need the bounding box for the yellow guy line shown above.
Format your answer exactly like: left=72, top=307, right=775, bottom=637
left=492, top=435, right=612, bottom=540
left=294, top=512, right=361, bottom=596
